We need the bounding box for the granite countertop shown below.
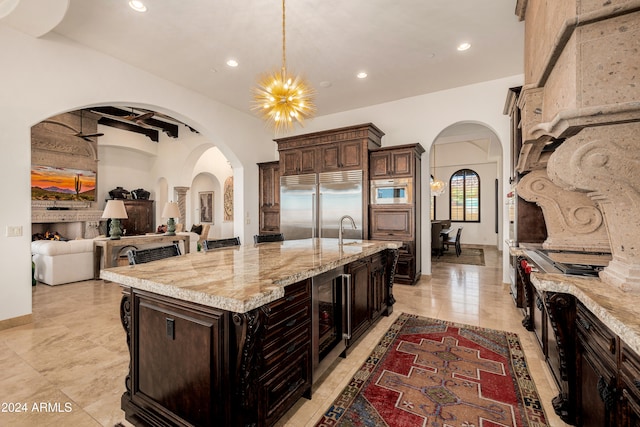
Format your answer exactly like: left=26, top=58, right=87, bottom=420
left=100, top=238, right=400, bottom=313
left=531, top=272, right=640, bottom=355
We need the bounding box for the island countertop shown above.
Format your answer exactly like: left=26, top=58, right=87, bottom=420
left=100, top=238, right=400, bottom=313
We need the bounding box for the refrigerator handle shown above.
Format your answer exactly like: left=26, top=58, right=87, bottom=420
left=317, top=192, right=322, bottom=239
left=342, top=274, right=352, bottom=340
left=312, top=192, right=317, bottom=238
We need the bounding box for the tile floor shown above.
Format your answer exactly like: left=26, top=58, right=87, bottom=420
left=0, top=246, right=569, bottom=426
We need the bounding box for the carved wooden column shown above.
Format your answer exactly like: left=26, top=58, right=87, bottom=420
left=548, top=123, right=640, bottom=292
left=174, top=186, right=189, bottom=226
left=517, top=169, right=610, bottom=252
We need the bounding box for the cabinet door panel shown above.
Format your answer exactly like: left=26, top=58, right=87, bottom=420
left=369, top=152, right=391, bottom=178
left=320, top=144, right=339, bottom=171
left=370, top=207, right=413, bottom=239
left=282, top=151, right=300, bottom=175
left=300, top=148, right=317, bottom=173
left=340, top=141, right=362, bottom=169
left=391, top=151, right=412, bottom=176
left=135, top=295, right=225, bottom=426
left=346, top=259, right=370, bottom=344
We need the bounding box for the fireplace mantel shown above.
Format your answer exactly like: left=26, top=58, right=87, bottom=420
left=32, top=209, right=104, bottom=224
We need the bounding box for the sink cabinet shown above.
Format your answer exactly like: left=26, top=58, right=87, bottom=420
left=119, top=246, right=398, bottom=427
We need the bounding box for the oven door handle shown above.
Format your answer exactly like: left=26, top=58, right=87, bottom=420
left=342, top=273, right=352, bottom=340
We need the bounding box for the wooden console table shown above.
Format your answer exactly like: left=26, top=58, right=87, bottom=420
left=93, top=234, right=190, bottom=278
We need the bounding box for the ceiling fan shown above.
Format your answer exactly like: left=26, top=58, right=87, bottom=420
left=75, top=111, right=104, bottom=141
left=122, top=109, right=155, bottom=126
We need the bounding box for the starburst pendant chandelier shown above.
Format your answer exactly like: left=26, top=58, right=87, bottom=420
left=430, top=143, right=447, bottom=196
left=251, top=0, right=316, bottom=133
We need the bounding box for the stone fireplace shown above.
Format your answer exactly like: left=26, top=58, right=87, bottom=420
left=32, top=200, right=103, bottom=240
left=31, top=111, right=103, bottom=240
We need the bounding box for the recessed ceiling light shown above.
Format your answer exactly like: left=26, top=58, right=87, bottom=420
left=128, top=1, right=147, bottom=12
left=357, top=72, right=368, bottom=79
left=319, top=81, right=332, bottom=88
left=226, top=59, right=239, bottom=67
left=457, top=42, right=471, bottom=51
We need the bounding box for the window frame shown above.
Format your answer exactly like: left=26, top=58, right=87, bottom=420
left=449, top=168, right=480, bottom=223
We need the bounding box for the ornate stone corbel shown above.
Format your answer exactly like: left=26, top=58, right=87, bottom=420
left=547, top=122, right=640, bottom=291
left=517, top=169, right=610, bottom=252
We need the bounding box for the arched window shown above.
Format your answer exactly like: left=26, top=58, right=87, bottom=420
left=450, top=169, right=480, bottom=222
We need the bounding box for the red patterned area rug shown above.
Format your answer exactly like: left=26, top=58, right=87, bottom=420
left=315, top=313, right=549, bottom=427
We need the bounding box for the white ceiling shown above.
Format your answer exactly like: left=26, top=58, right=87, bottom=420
left=49, top=0, right=524, bottom=117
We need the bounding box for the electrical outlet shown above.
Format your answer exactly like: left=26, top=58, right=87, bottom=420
left=6, top=226, right=22, bottom=237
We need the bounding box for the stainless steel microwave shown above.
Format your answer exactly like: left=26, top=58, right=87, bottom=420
left=370, top=178, right=413, bottom=204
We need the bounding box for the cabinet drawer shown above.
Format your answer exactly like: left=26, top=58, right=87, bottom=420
left=264, top=280, right=310, bottom=316
left=262, top=322, right=310, bottom=372
left=622, top=344, right=640, bottom=400
left=260, top=349, right=311, bottom=426
left=577, top=304, right=617, bottom=369
left=263, top=300, right=310, bottom=341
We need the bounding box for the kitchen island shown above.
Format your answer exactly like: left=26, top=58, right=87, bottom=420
left=101, top=238, right=400, bottom=426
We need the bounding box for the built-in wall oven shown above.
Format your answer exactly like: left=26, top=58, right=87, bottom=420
left=312, top=266, right=351, bottom=383
left=370, top=178, right=413, bottom=205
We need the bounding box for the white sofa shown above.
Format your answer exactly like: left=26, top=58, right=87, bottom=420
left=31, top=232, right=199, bottom=286
left=31, top=239, right=95, bottom=286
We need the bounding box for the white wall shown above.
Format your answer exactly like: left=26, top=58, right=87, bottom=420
left=0, top=21, right=522, bottom=324
left=0, top=25, right=272, bottom=323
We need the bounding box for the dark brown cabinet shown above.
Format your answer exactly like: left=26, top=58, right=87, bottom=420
left=258, top=279, right=312, bottom=426
left=319, top=140, right=364, bottom=172
left=122, top=289, right=230, bottom=426
left=345, top=251, right=392, bottom=347
left=369, top=147, right=414, bottom=179
left=620, top=346, right=640, bottom=427
left=110, top=199, right=154, bottom=236
left=368, top=143, right=424, bottom=285
left=504, top=86, right=547, bottom=245
left=275, top=123, right=383, bottom=177
left=280, top=147, right=317, bottom=176
left=346, top=258, right=371, bottom=345
left=576, top=303, right=618, bottom=426
left=369, top=252, right=387, bottom=321
left=120, top=251, right=396, bottom=427
left=258, top=161, right=281, bottom=233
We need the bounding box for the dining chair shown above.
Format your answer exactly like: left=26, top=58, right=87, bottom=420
left=253, top=233, right=285, bottom=244
left=444, top=227, right=463, bottom=257
left=127, top=244, right=181, bottom=265
left=203, top=237, right=241, bottom=250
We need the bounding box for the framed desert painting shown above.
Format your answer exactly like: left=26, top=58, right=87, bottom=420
left=199, top=191, right=214, bottom=224
left=31, top=165, right=96, bottom=201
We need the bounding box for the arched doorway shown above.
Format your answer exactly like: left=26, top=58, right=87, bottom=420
left=429, top=122, right=503, bottom=263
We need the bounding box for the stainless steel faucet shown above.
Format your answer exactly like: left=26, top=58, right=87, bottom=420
left=338, top=215, right=357, bottom=245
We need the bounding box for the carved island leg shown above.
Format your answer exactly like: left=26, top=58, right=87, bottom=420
left=232, top=309, right=264, bottom=427
left=119, top=288, right=133, bottom=413
left=545, top=292, right=577, bottom=425
left=385, top=248, right=399, bottom=315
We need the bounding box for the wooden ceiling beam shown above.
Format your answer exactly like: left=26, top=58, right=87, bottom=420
left=90, top=106, right=180, bottom=140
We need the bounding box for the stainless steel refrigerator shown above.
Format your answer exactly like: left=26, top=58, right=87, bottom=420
left=280, top=170, right=363, bottom=240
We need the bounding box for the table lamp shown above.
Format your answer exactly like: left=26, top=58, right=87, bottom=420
left=162, top=201, right=180, bottom=236
left=102, top=200, right=128, bottom=240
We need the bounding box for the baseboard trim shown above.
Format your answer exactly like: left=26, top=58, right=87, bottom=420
left=0, top=314, right=33, bottom=331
